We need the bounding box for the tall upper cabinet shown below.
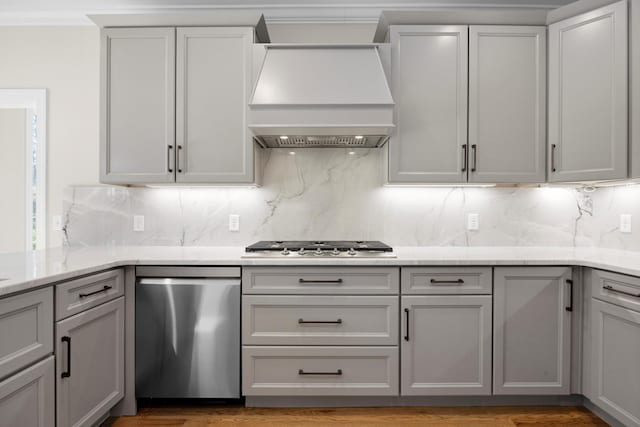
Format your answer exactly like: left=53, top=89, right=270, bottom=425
left=548, top=1, right=628, bottom=182
left=388, top=24, right=546, bottom=184
left=101, top=28, right=176, bottom=184
left=389, top=26, right=468, bottom=184
left=97, top=14, right=266, bottom=185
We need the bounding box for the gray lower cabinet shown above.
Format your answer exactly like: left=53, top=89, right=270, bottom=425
left=590, top=298, right=640, bottom=427
left=493, top=267, right=572, bottom=395
left=401, top=295, right=492, bottom=396
left=388, top=25, right=468, bottom=183
left=56, top=297, right=125, bottom=427
left=243, top=346, right=398, bottom=396
left=468, top=26, right=546, bottom=183
left=0, top=356, right=55, bottom=427
left=176, top=27, right=255, bottom=183
left=101, top=27, right=176, bottom=184
left=0, top=287, right=53, bottom=380
left=548, top=0, right=628, bottom=182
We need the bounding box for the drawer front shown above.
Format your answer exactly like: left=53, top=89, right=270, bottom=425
left=592, top=269, right=640, bottom=312
left=0, top=356, right=55, bottom=427
left=242, top=346, right=398, bottom=396
left=242, top=267, right=399, bottom=295
left=56, top=269, right=124, bottom=320
left=402, top=267, right=492, bottom=294
left=242, top=296, right=398, bottom=345
left=0, top=288, right=53, bottom=380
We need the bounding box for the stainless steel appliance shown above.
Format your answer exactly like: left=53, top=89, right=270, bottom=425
left=243, top=240, right=396, bottom=258
left=135, top=267, right=240, bottom=399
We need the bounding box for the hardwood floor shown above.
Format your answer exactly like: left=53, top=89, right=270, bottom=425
left=109, top=406, right=608, bottom=426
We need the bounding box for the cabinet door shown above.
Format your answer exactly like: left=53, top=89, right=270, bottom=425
left=101, top=28, right=176, bottom=184
left=591, top=299, right=640, bottom=427
left=176, top=27, right=254, bottom=183
left=468, top=26, right=546, bottom=183
left=493, top=267, right=572, bottom=395
left=56, top=297, right=125, bottom=427
left=0, top=356, right=54, bottom=427
left=548, top=1, right=628, bottom=182
left=388, top=26, right=468, bottom=183
left=401, top=295, right=492, bottom=395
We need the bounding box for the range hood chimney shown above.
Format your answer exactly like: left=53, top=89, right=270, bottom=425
left=249, top=45, right=395, bottom=148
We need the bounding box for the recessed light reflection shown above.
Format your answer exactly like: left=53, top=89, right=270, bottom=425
left=280, top=135, right=289, bottom=140
left=348, top=151, right=356, bottom=155
left=289, top=151, right=296, bottom=155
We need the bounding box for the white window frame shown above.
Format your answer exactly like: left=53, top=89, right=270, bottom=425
left=0, top=89, right=47, bottom=250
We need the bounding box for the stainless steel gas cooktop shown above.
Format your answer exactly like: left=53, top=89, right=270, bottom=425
left=243, top=240, right=396, bottom=258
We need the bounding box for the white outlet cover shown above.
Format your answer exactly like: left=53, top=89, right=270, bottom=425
left=133, top=215, right=145, bottom=232
left=467, top=213, right=480, bottom=231
left=620, top=214, right=632, bottom=233
left=229, top=214, right=240, bottom=232
left=52, top=215, right=62, bottom=231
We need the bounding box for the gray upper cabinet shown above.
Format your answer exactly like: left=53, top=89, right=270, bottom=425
left=401, top=295, right=492, bottom=396
left=548, top=1, right=628, bottom=182
left=101, top=26, right=255, bottom=185
left=176, top=27, right=254, bottom=183
left=101, top=27, right=176, bottom=184
left=468, top=26, right=546, bottom=183
left=388, top=25, right=468, bottom=183
left=590, top=298, right=640, bottom=427
left=56, top=297, right=125, bottom=427
left=493, top=267, right=572, bottom=395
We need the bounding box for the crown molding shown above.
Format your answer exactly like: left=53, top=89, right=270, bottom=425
left=0, top=2, right=567, bottom=26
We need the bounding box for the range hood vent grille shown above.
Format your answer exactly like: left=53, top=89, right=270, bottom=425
left=255, top=135, right=389, bottom=148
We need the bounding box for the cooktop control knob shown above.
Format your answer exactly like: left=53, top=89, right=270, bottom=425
left=315, top=248, right=323, bottom=256
left=281, top=248, right=290, bottom=255
left=348, top=248, right=357, bottom=256
left=331, top=248, right=340, bottom=256
left=298, top=248, right=306, bottom=256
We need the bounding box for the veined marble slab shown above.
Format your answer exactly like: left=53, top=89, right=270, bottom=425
left=62, top=149, right=640, bottom=251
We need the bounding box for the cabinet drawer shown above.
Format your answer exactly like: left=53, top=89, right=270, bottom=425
left=0, top=356, right=54, bottom=427
left=56, top=269, right=124, bottom=320
left=242, top=267, right=399, bottom=295
left=242, top=296, right=398, bottom=345
left=402, top=267, right=492, bottom=294
left=242, top=346, right=398, bottom=396
left=592, top=269, right=640, bottom=312
left=0, top=288, right=53, bottom=380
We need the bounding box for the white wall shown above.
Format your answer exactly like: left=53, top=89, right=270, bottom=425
left=268, top=23, right=375, bottom=43
left=0, top=108, right=26, bottom=252
left=0, top=26, right=100, bottom=247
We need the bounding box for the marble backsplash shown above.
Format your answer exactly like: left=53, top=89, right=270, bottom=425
left=63, top=148, right=640, bottom=251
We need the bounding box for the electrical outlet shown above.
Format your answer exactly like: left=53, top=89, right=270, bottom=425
left=620, top=214, right=632, bottom=233
left=133, top=215, right=145, bottom=232
left=467, top=213, right=480, bottom=231
left=229, top=214, right=240, bottom=232
left=52, top=215, right=62, bottom=231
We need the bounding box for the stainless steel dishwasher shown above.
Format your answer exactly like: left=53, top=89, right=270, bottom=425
left=135, top=267, right=240, bottom=399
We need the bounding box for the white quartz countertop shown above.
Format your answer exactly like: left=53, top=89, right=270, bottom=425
left=1, top=245, right=640, bottom=297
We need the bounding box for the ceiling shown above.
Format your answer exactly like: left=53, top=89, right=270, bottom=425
left=0, top=0, right=575, bottom=25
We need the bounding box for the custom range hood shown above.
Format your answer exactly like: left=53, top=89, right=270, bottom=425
left=249, top=44, right=394, bottom=148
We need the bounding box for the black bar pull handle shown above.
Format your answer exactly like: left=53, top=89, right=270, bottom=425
left=603, top=285, right=640, bottom=298
left=404, top=308, right=410, bottom=341
left=430, top=278, right=465, bottom=285
left=167, top=145, right=173, bottom=173
left=462, top=144, right=468, bottom=172
left=551, top=144, right=557, bottom=172
left=298, top=318, right=343, bottom=325
left=471, top=144, right=477, bottom=172
left=299, top=278, right=343, bottom=284
left=79, top=285, right=112, bottom=299
left=566, top=279, right=573, bottom=312
left=298, top=369, right=343, bottom=376
left=61, top=336, right=71, bottom=378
